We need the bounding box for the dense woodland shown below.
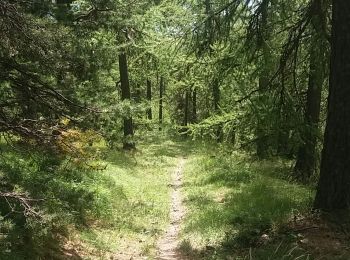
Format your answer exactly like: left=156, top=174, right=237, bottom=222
left=1, top=0, right=350, bottom=259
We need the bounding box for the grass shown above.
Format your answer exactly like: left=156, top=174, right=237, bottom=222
left=180, top=146, right=315, bottom=259
left=70, top=133, right=193, bottom=259
left=67, top=136, right=317, bottom=259
left=1, top=134, right=334, bottom=259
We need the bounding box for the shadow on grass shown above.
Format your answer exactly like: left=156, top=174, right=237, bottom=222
left=100, top=135, right=196, bottom=168
left=146, top=141, right=194, bottom=159
left=180, top=154, right=313, bottom=259
left=203, top=164, right=255, bottom=187
left=100, top=148, right=139, bottom=169
left=0, top=232, right=84, bottom=260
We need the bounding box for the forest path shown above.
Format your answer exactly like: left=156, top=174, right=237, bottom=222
left=156, top=157, right=186, bottom=260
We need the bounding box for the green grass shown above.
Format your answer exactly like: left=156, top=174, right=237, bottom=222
left=180, top=147, right=314, bottom=259
left=74, top=134, right=193, bottom=259
left=0, top=135, right=319, bottom=259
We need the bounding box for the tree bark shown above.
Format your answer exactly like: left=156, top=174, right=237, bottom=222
left=256, top=0, right=271, bottom=159
left=192, top=87, right=197, bottom=123
left=213, top=78, right=220, bottom=112
left=204, top=0, right=214, bottom=53
left=146, top=79, right=152, bottom=120
left=119, top=51, right=135, bottom=150
left=212, top=78, right=223, bottom=142
left=184, top=89, right=189, bottom=126
left=256, top=75, right=270, bottom=158
left=294, top=0, right=327, bottom=182
left=134, top=84, right=141, bottom=103
left=159, top=76, right=164, bottom=130
left=203, top=0, right=222, bottom=141
left=314, top=0, right=350, bottom=211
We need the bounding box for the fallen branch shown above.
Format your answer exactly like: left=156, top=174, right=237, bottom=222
left=0, top=191, right=43, bottom=219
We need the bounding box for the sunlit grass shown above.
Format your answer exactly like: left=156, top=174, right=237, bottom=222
left=0, top=135, right=317, bottom=259
left=75, top=134, right=192, bottom=259
left=180, top=148, right=314, bottom=259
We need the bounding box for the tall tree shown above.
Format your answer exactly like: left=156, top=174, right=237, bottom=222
left=256, top=0, right=273, bottom=159
left=159, top=76, right=164, bottom=130
left=119, top=50, right=135, bottom=150
left=294, top=0, right=328, bottom=182
left=184, top=89, right=190, bottom=126
left=314, top=0, right=350, bottom=210
left=192, top=87, right=197, bottom=123
left=146, top=79, right=152, bottom=120
left=204, top=0, right=222, bottom=142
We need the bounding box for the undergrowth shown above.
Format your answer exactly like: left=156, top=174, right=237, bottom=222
left=62, top=134, right=192, bottom=259
left=180, top=145, right=314, bottom=259
left=0, top=134, right=324, bottom=259
left=0, top=130, right=195, bottom=259
left=0, top=139, right=120, bottom=259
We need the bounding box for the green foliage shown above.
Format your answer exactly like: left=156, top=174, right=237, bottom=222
left=0, top=141, right=122, bottom=258
left=180, top=146, right=313, bottom=259
left=72, top=134, right=188, bottom=258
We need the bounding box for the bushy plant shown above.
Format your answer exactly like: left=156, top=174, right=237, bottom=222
left=0, top=139, right=124, bottom=258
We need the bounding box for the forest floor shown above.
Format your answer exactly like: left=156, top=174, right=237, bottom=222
left=62, top=134, right=193, bottom=260
left=60, top=134, right=350, bottom=260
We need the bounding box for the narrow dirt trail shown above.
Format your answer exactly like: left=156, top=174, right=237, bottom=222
left=157, top=157, right=186, bottom=260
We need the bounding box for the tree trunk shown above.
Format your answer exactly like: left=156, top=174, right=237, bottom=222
left=159, top=76, right=164, bottom=130
left=204, top=0, right=214, bottom=52
left=119, top=51, right=135, bottom=150
left=212, top=78, right=223, bottom=142
left=256, top=76, right=270, bottom=158
left=192, top=87, right=197, bottom=123
left=213, top=78, right=220, bottom=112
left=314, top=0, right=350, bottom=211
left=294, top=0, right=327, bottom=182
left=277, top=125, right=290, bottom=156
left=256, top=0, right=271, bottom=159
left=184, top=89, right=189, bottom=126
left=256, top=57, right=272, bottom=158
left=134, top=84, right=141, bottom=103
left=146, top=79, right=152, bottom=120
left=204, top=0, right=222, bottom=141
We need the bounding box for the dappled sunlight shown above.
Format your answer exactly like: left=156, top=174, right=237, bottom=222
left=1, top=0, right=348, bottom=258
left=180, top=151, right=314, bottom=259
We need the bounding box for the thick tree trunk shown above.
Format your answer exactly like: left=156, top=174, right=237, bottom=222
left=119, top=51, right=135, bottom=150
left=294, top=6, right=326, bottom=182
left=159, top=76, right=164, bottom=130
left=146, top=79, right=152, bottom=120
left=314, top=0, right=350, bottom=210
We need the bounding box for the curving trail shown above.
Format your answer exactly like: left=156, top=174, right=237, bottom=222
left=157, top=158, right=186, bottom=260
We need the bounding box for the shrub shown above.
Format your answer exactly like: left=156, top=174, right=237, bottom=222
left=0, top=140, right=122, bottom=258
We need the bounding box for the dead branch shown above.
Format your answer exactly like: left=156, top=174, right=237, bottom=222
left=0, top=191, right=43, bottom=219
left=75, top=6, right=112, bottom=22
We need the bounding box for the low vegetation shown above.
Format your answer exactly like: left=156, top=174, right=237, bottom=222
left=0, top=134, right=183, bottom=259
left=74, top=136, right=183, bottom=259
left=180, top=146, right=314, bottom=259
